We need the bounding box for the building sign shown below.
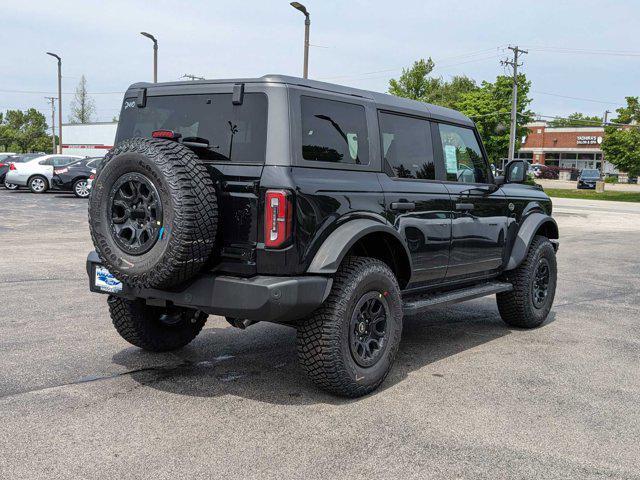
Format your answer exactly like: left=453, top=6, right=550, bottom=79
left=576, top=136, right=602, bottom=145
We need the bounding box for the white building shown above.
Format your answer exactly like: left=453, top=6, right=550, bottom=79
left=61, top=122, right=117, bottom=157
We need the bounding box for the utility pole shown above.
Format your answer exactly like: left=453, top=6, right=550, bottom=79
left=501, top=46, right=528, bottom=162
left=45, top=96, right=57, bottom=154
left=600, top=110, right=611, bottom=179
left=182, top=74, right=205, bottom=81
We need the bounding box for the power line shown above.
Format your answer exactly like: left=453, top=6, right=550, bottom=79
left=522, top=45, right=640, bottom=57
left=0, top=89, right=125, bottom=95
left=318, top=46, right=505, bottom=81
left=532, top=90, right=622, bottom=105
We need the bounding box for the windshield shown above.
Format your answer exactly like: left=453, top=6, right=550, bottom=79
left=116, top=93, right=268, bottom=163
left=581, top=169, right=600, bottom=178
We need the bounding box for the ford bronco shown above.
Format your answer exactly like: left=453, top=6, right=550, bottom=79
left=87, top=75, right=558, bottom=397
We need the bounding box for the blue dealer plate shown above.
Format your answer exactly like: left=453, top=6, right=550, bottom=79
left=95, top=266, right=123, bottom=293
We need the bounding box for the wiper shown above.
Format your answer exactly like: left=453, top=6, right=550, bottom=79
left=182, top=136, right=212, bottom=149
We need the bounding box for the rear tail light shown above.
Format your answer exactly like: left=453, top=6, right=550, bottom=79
left=264, top=190, right=292, bottom=248
left=9, top=163, right=16, bottom=170
left=54, top=167, right=69, bottom=175
left=89, top=173, right=95, bottom=180
left=0, top=163, right=5, bottom=168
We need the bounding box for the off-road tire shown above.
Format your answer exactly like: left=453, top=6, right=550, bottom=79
left=497, top=235, right=557, bottom=328
left=29, top=175, right=48, bottom=194
left=88, top=138, right=218, bottom=289
left=296, top=257, right=403, bottom=397
left=107, top=295, right=207, bottom=351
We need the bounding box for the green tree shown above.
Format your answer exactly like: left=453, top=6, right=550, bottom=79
left=0, top=108, right=51, bottom=153
left=601, top=97, right=640, bottom=176
left=389, top=58, right=436, bottom=100
left=389, top=58, right=478, bottom=109
left=69, top=75, right=96, bottom=123
left=456, top=74, right=534, bottom=164
left=548, top=112, right=603, bottom=127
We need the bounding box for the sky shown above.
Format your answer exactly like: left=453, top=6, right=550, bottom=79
left=2, top=0, right=638, bottom=127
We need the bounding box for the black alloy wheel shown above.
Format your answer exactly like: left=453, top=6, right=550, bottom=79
left=349, top=292, right=390, bottom=368
left=532, top=258, right=550, bottom=308
left=108, top=172, right=163, bottom=255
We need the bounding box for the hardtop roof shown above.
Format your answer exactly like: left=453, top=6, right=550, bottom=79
left=127, top=74, right=474, bottom=126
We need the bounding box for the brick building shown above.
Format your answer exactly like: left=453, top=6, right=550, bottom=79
left=517, top=121, right=617, bottom=173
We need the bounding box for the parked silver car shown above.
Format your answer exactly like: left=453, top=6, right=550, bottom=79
left=4, top=154, right=84, bottom=193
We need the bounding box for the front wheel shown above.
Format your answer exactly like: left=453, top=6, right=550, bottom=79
left=296, top=257, right=403, bottom=397
left=497, top=235, right=557, bottom=328
left=108, top=296, right=207, bottom=351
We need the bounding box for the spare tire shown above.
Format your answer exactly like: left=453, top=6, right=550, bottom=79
left=88, top=137, right=218, bottom=289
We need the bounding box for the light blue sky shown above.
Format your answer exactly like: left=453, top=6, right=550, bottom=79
left=2, top=0, right=638, bottom=125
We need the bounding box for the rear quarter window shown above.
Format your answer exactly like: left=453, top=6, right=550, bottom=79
left=300, top=96, right=369, bottom=166
left=116, top=93, right=268, bottom=164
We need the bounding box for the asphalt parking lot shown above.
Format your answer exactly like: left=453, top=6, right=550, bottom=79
left=1, top=188, right=639, bottom=479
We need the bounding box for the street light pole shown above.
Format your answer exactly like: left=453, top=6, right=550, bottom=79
left=46, top=52, right=63, bottom=153
left=140, top=32, right=158, bottom=83
left=290, top=2, right=310, bottom=79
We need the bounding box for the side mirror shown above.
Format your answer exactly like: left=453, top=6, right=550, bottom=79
left=505, top=160, right=527, bottom=184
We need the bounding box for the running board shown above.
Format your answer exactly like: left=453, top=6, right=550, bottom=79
left=402, top=281, right=513, bottom=315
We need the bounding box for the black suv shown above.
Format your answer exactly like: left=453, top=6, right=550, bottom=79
left=87, top=75, right=558, bottom=397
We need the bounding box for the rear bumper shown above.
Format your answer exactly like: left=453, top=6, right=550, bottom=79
left=3, top=172, right=28, bottom=186
left=86, top=251, right=332, bottom=323
left=51, top=176, right=69, bottom=190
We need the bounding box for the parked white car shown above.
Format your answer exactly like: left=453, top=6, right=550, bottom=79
left=4, top=154, right=84, bottom=193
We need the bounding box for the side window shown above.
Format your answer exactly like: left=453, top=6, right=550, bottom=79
left=301, top=96, right=369, bottom=165
left=438, top=124, right=490, bottom=184
left=379, top=112, right=435, bottom=180
left=39, top=158, right=53, bottom=166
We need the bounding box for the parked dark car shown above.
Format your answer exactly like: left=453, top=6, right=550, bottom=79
left=52, top=157, right=104, bottom=198
left=1, top=153, right=45, bottom=189
left=577, top=168, right=601, bottom=189
left=539, top=165, right=559, bottom=180
left=86, top=75, right=559, bottom=398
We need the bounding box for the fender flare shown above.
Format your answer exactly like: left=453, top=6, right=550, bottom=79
left=506, top=212, right=559, bottom=270
left=307, top=218, right=412, bottom=278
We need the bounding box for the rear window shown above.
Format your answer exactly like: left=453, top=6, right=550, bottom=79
left=116, top=93, right=268, bottom=163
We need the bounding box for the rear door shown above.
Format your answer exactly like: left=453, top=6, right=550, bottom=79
left=377, top=112, right=451, bottom=287
left=115, top=86, right=270, bottom=276
left=433, top=122, right=508, bottom=279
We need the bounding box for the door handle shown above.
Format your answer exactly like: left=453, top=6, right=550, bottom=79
left=390, top=202, right=416, bottom=211
left=455, top=203, right=475, bottom=211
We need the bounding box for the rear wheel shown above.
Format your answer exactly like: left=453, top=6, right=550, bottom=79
left=73, top=178, right=90, bottom=198
left=4, top=182, right=19, bottom=190
left=497, top=235, right=557, bottom=328
left=296, top=257, right=403, bottom=397
left=107, top=295, right=207, bottom=351
left=29, top=175, right=48, bottom=194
